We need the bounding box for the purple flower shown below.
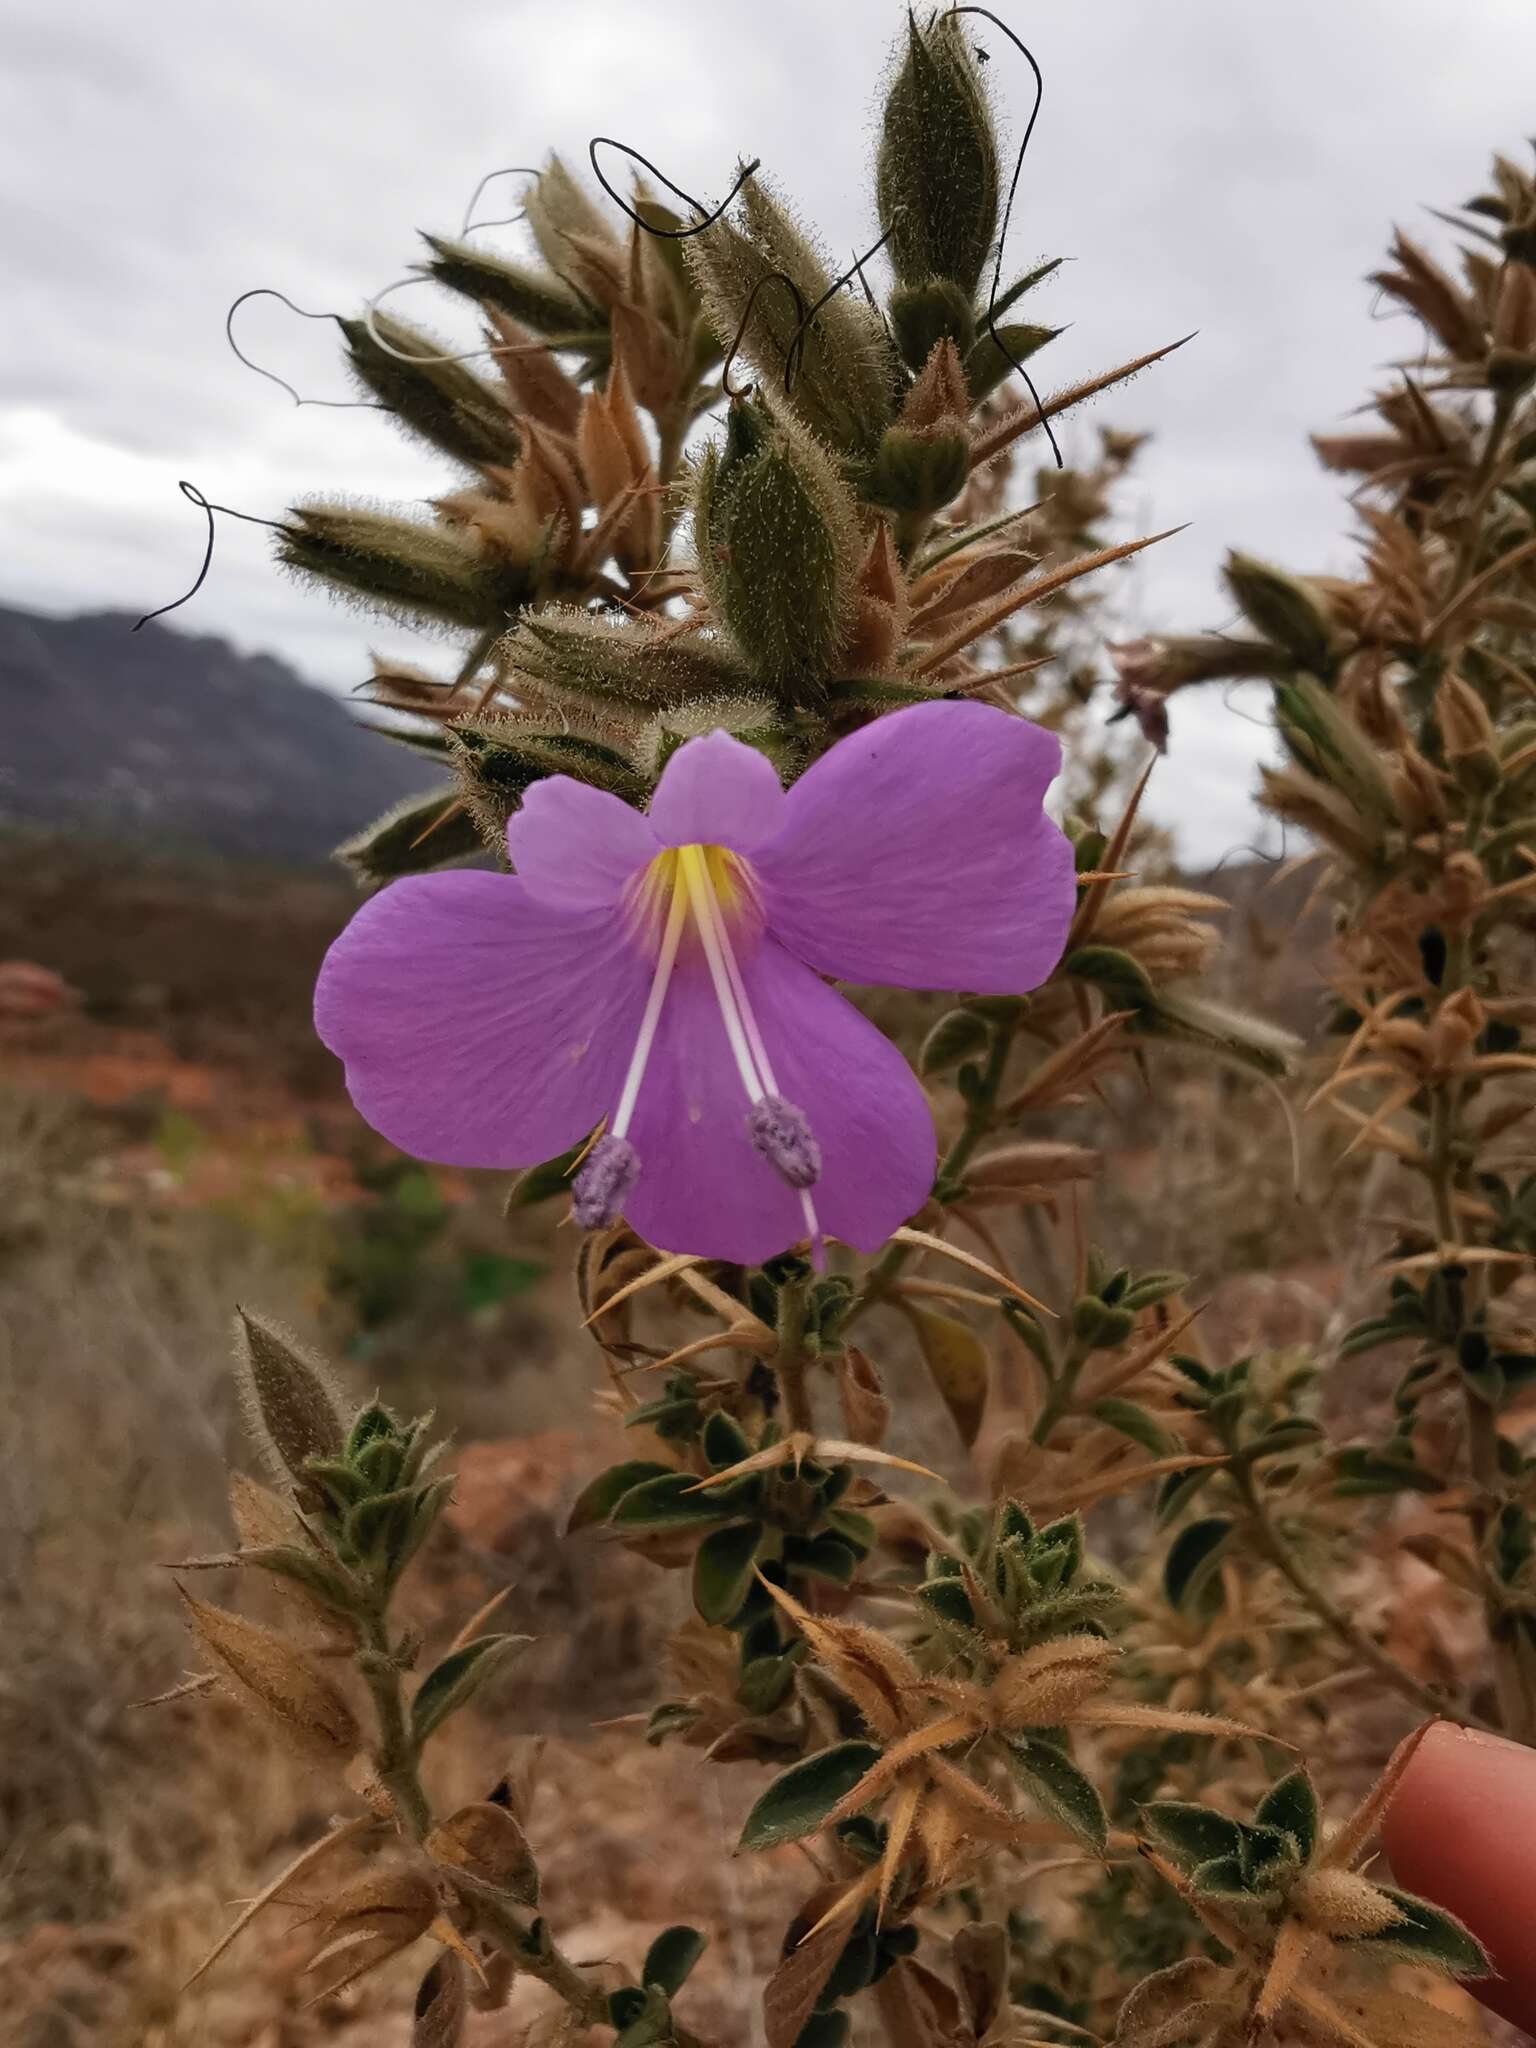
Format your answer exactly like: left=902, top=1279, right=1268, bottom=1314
left=315, top=700, right=1074, bottom=1266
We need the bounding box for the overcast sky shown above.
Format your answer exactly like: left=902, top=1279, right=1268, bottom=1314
left=3, top=0, right=1532, bottom=860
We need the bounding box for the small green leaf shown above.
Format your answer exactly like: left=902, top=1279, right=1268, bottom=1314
left=1065, top=945, right=1156, bottom=1009
left=1367, top=1888, right=1490, bottom=1976
left=703, top=1410, right=753, bottom=1471
left=1140, top=1801, right=1244, bottom=1871
left=565, top=1461, right=676, bottom=1534
left=507, top=1140, right=587, bottom=1208
left=612, top=1983, right=674, bottom=2048
left=737, top=1649, right=802, bottom=1715
left=1190, top=1851, right=1252, bottom=1898
left=1002, top=1736, right=1107, bottom=1850
left=610, top=1472, right=734, bottom=1532
left=693, top=1521, right=763, bottom=1625
left=739, top=1741, right=883, bottom=1851
left=643, top=1925, right=707, bottom=1994
left=238, top=1543, right=361, bottom=1615
left=1162, top=1517, right=1234, bottom=1610
left=1118, top=1269, right=1190, bottom=1312
left=1254, top=1770, right=1318, bottom=1861
left=920, top=1008, right=991, bottom=1075
left=337, top=788, right=480, bottom=884
left=1091, top=1398, right=1175, bottom=1457
left=1155, top=1464, right=1218, bottom=1525
left=410, top=1633, right=528, bottom=1746
left=789, top=1534, right=861, bottom=1586
left=608, top=1988, right=648, bottom=2031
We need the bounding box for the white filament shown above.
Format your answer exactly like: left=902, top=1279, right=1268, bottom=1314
left=610, top=882, right=687, bottom=1140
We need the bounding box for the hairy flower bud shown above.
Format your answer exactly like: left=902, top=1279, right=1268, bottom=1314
left=1223, top=552, right=1340, bottom=673
left=864, top=339, right=972, bottom=516
left=1438, top=673, right=1501, bottom=793
left=877, top=13, right=1000, bottom=301
left=693, top=395, right=860, bottom=696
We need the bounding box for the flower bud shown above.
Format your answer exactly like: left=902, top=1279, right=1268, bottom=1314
left=1222, top=552, right=1339, bottom=673
left=1436, top=673, right=1501, bottom=795
left=877, top=13, right=999, bottom=300
left=864, top=338, right=972, bottom=516
left=340, top=313, right=520, bottom=470
left=693, top=395, right=860, bottom=696
left=1273, top=675, right=1398, bottom=823
left=888, top=278, right=977, bottom=375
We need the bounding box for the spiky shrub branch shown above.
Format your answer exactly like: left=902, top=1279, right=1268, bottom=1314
left=154, top=22, right=1496, bottom=2048
left=1131, top=148, right=1536, bottom=1749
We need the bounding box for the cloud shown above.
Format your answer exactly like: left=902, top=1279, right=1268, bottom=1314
left=2, top=0, right=1529, bottom=857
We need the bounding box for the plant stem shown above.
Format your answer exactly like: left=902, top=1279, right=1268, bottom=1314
left=354, top=1608, right=622, bottom=2021
left=356, top=1609, right=432, bottom=1841
left=775, top=1273, right=815, bottom=1434
left=1232, top=1466, right=1466, bottom=1727
left=475, top=1899, right=610, bottom=2026
left=1030, top=1340, right=1089, bottom=1446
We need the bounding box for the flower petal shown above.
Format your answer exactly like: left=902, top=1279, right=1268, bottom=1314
left=624, top=938, right=934, bottom=1263
left=506, top=774, right=659, bottom=911
left=754, top=700, right=1076, bottom=994
left=315, top=872, right=650, bottom=1167
left=647, top=729, right=787, bottom=852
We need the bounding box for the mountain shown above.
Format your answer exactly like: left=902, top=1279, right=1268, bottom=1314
left=0, top=604, right=443, bottom=864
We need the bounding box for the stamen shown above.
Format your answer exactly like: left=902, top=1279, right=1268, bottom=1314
left=748, top=1095, right=821, bottom=1188
left=611, top=881, right=688, bottom=1140
left=679, top=846, right=826, bottom=1255
left=571, top=1132, right=641, bottom=1228
left=678, top=845, right=768, bottom=1105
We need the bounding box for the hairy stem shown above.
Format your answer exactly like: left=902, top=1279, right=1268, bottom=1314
left=1232, top=1467, right=1468, bottom=1727
left=357, top=1609, right=432, bottom=1841
left=775, top=1272, right=815, bottom=1434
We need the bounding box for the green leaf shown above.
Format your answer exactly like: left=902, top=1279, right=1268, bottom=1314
left=612, top=1984, right=675, bottom=2048
left=737, top=1649, right=802, bottom=1715
left=1162, top=1518, right=1234, bottom=1610
left=1091, top=1398, right=1176, bottom=1457
left=1190, top=1852, right=1252, bottom=1898
left=1118, top=1270, right=1190, bottom=1313
left=1155, top=1464, right=1218, bottom=1525
left=1065, top=945, right=1156, bottom=1010
left=1002, top=1736, right=1108, bottom=1850
left=565, top=1460, right=676, bottom=1534
left=336, top=788, right=480, bottom=884
left=693, top=1521, right=763, bottom=1625
left=1254, top=1770, right=1318, bottom=1860
left=507, top=1140, right=587, bottom=1208
left=410, top=1633, right=528, bottom=1746
left=608, top=1988, right=648, bottom=2031
left=1367, top=1888, right=1490, bottom=1976
left=789, top=1534, right=861, bottom=1586
left=610, top=1472, right=734, bottom=1532
left=920, top=1008, right=990, bottom=1075
left=1140, top=1801, right=1244, bottom=1871
left=643, top=1925, right=707, bottom=1995
left=237, top=1543, right=361, bottom=1615
left=1333, top=1445, right=1443, bottom=1497
left=702, top=1410, right=753, bottom=1471
left=739, top=1741, right=883, bottom=1851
